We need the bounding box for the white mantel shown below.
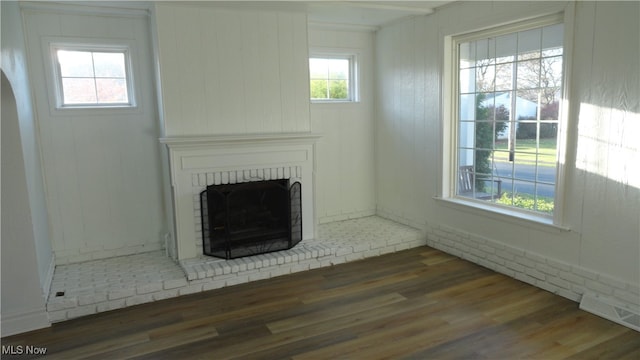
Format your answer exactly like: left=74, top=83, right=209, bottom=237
left=161, top=133, right=321, bottom=260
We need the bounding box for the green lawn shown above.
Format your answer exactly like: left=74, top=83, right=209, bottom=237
left=494, top=138, right=557, bottom=166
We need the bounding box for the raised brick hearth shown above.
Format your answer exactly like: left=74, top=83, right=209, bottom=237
left=46, top=216, right=426, bottom=322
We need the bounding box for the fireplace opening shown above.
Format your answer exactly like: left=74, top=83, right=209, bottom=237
left=200, top=179, right=302, bottom=259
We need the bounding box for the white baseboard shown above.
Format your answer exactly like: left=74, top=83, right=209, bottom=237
left=1, top=306, right=50, bottom=337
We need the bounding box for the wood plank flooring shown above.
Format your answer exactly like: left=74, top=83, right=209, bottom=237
left=3, top=246, right=639, bottom=359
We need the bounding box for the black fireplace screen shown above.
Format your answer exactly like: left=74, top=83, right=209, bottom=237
left=200, top=179, right=302, bottom=259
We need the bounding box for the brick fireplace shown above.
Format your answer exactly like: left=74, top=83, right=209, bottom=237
left=161, top=133, right=321, bottom=260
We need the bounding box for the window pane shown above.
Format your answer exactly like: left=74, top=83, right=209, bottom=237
left=310, top=79, right=328, bottom=99
left=62, top=78, right=97, bottom=103
left=57, top=50, right=94, bottom=77
left=459, top=94, right=476, bottom=121
left=517, top=60, right=541, bottom=89
left=517, top=28, right=542, bottom=60
left=96, top=78, right=128, bottom=103
left=455, top=20, right=563, bottom=216
left=309, top=56, right=353, bottom=101
left=495, top=33, right=516, bottom=64
left=328, top=59, right=349, bottom=80
left=93, top=52, right=126, bottom=78
left=476, top=64, right=495, bottom=92
left=328, top=80, right=348, bottom=99
left=309, top=58, right=328, bottom=79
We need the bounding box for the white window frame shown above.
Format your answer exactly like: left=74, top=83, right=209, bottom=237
left=309, top=49, right=359, bottom=103
left=441, top=13, right=572, bottom=228
left=43, top=37, right=139, bottom=114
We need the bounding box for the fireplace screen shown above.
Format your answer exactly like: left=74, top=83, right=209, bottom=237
left=200, top=179, right=302, bottom=259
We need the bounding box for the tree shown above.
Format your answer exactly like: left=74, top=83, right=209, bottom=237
left=474, top=94, right=509, bottom=190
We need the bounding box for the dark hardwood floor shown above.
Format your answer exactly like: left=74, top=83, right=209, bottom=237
left=3, top=246, right=639, bottom=359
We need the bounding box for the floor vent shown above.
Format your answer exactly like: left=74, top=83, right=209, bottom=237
left=579, top=293, right=640, bottom=332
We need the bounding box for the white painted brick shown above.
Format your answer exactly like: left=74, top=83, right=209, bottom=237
left=557, top=288, right=581, bottom=302
left=559, top=271, right=585, bottom=285
left=515, top=272, right=537, bottom=286
left=598, top=274, right=629, bottom=290
left=152, top=289, right=179, bottom=301
left=486, top=254, right=505, bottom=266
left=506, top=246, right=525, bottom=257
left=346, top=252, right=365, bottom=262
left=506, top=262, right=525, bottom=273
left=47, top=298, right=78, bottom=311
left=524, top=252, right=547, bottom=264
left=178, top=284, right=203, bottom=296
left=536, top=263, right=558, bottom=276
left=67, top=305, right=97, bottom=319
left=226, top=275, right=250, bottom=286
left=78, top=293, right=107, bottom=306
left=479, top=244, right=495, bottom=254
left=269, top=267, right=291, bottom=278
left=163, top=278, right=188, bottom=290
left=126, top=294, right=154, bottom=307
left=572, top=266, right=598, bottom=280
left=202, top=280, right=226, bottom=292
left=49, top=310, right=68, bottom=323
left=289, top=263, right=311, bottom=273
left=137, top=282, right=163, bottom=294
left=546, top=258, right=572, bottom=272
left=515, top=256, right=536, bottom=269
left=548, top=276, right=571, bottom=290
left=108, top=288, right=135, bottom=300
left=586, top=280, right=614, bottom=295
left=336, top=247, right=353, bottom=256
left=205, top=265, right=215, bottom=278
left=535, top=280, right=560, bottom=295
left=248, top=271, right=270, bottom=282
left=614, top=289, right=640, bottom=306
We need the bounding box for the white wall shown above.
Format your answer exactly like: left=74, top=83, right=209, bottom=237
left=22, top=4, right=166, bottom=264
left=1, top=1, right=52, bottom=335
left=154, top=3, right=310, bottom=137
left=375, top=1, right=639, bottom=307
left=309, top=27, right=376, bottom=223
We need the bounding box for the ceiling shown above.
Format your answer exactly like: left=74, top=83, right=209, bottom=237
left=306, top=1, right=455, bottom=29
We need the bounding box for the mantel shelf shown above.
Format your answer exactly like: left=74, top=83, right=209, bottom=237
left=160, top=133, right=323, bottom=148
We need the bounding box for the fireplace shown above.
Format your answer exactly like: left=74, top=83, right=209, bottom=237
left=200, top=179, right=302, bottom=259
left=161, top=133, right=320, bottom=260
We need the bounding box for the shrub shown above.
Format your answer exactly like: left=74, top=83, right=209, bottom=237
left=497, top=192, right=554, bottom=214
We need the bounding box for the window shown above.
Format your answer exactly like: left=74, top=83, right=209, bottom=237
left=51, top=44, right=134, bottom=108
left=309, top=54, right=357, bottom=102
left=450, top=16, right=564, bottom=218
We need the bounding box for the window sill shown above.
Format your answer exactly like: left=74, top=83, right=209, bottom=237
left=433, top=196, right=571, bottom=233
left=310, top=100, right=360, bottom=105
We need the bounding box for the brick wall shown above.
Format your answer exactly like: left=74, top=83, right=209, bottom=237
left=425, top=223, right=640, bottom=311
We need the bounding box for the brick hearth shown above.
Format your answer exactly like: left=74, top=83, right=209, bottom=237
left=46, top=216, right=425, bottom=322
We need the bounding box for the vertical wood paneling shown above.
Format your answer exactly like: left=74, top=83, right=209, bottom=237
left=258, top=11, right=283, bottom=133
left=293, top=14, right=310, bottom=132
left=375, top=1, right=639, bottom=287
left=155, top=4, right=310, bottom=136
left=241, top=11, right=263, bottom=133
left=310, top=28, right=376, bottom=223
left=23, top=7, right=165, bottom=263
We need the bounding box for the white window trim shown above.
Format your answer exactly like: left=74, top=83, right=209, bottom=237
left=441, top=12, right=574, bottom=228
left=309, top=47, right=360, bottom=103
left=42, top=36, right=141, bottom=116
